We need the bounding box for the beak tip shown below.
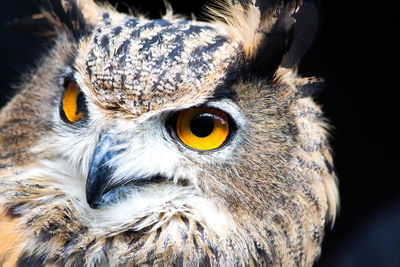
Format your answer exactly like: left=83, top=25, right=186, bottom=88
left=88, top=202, right=102, bottom=209
left=86, top=194, right=102, bottom=209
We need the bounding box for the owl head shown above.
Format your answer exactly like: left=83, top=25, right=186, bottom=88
left=0, top=0, right=338, bottom=266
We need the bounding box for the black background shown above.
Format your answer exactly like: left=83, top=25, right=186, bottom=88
left=0, top=0, right=397, bottom=266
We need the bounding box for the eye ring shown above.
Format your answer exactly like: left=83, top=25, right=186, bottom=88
left=175, top=107, right=233, bottom=151
left=60, top=81, right=87, bottom=123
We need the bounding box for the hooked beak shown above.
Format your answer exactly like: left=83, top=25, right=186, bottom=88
left=86, top=134, right=120, bottom=209
left=86, top=132, right=166, bottom=209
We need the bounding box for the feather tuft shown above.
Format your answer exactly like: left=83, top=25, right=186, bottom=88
left=205, top=0, right=322, bottom=80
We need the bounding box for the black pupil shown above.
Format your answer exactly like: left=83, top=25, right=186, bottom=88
left=190, top=113, right=215, bottom=137
left=76, top=92, right=87, bottom=115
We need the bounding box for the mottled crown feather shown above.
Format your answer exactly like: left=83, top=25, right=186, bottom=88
left=13, top=0, right=321, bottom=83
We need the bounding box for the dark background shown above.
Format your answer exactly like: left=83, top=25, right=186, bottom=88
left=0, top=0, right=397, bottom=266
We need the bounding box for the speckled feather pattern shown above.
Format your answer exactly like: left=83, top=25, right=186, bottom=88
left=85, top=14, right=240, bottom=115
left=0, top=0, right=338, bottom=266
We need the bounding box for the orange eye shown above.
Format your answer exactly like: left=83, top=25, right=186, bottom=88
left=60, top=81, right=87, bottom=123
left=176, top=108, right=230, bottom=151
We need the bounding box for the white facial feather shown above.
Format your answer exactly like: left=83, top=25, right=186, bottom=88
left=22, top=159, right=232, bottom=238
left=29, top=95, right=244, bottom=237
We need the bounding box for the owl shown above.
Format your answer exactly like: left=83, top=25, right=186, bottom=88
left=0, top=0, right=338, bottom=266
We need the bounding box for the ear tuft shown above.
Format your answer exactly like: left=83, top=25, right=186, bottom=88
left=10, top=0, right=100, bottom=42
left=206, top=0, right=321, bottom=80
left=277, top=0, right=322, bottom=79
left=39, top=0, right=92, bottom=40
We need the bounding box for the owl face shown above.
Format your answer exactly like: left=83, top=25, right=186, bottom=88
left=49, top=11, right=248, bottom=230
left=0, top=0, right=338, bottom=266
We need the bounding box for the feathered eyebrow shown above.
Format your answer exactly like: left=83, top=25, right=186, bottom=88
left=208, top=63, right=243, bottom=101
left=211, top=86, right=237, bottom=101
